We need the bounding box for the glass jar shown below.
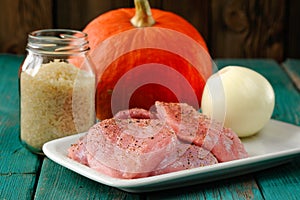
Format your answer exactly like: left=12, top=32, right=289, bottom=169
left=19, top=29, right=96, bottom=154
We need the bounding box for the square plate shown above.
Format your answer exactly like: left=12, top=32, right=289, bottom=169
left=43, top=119, right=300, bottom=193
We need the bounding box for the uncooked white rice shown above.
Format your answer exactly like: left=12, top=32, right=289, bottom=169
left=20, top=60, right=95, bottom=151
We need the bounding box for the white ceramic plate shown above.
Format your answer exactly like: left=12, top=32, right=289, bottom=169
left=43, top=119, right=300, bottom=193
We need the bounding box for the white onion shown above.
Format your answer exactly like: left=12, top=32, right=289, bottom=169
left=201, top=66, right=275, bottom=137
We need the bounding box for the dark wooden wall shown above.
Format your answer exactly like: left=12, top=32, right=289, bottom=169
left=0, top=0, right=299, bottom=62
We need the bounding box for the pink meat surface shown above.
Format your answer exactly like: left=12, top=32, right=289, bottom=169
left=114, top=108, right=157, bottom=119
left=68, top=133, right=219, bottom=179
left=155, top=101, right=248, bottom=162
left=84, top=118, right=181, bottom=179
left=68, top=101, right=248, bottom=179
left=68, top=136, right=88, bottom=165
left=151, top=143, right=218, bottom=176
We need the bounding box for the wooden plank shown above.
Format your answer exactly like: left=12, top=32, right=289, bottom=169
left=0, top=0, right=52, bottom=54
left=0, top=174, right=37, bottom=200
left=286, top=0, right=300, bottom=58
left=36, top=159, right=263, bottom=199
left=146, top=175, right=263, bottom=200
left=0, top=55, right=40, bottom=173
left=281, top=59, right=300, bottom=91
left=34, top=159, right=140, bottom=200
left=211, top=0, right=285, bottom=62
left=53, top=0, right=164, bottom=30
left=54, top=0, right=209, bottom=43
left=146, top=0, right=162, bottom=8
left=54, top=0, right=131, bottom=30
left=215, top=59, right=300, bottom=200
left=0, top=0, right=299, bottom=63
left=255, top=159, right=300, bottom=200
left=162, top=0, right=210, bottom=43
left=0, top=55, right=41, bottom=199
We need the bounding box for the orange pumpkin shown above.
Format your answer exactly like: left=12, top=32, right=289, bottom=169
left=84, top=0, right=212, bottom=120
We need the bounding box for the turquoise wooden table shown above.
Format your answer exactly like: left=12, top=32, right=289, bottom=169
left=1, top=54, right=300, bottom=200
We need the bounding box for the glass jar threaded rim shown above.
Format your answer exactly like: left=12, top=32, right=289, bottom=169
left=27, top=29, right=89, bottom=55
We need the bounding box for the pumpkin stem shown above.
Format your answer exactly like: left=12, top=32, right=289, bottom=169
left=131, top=0, right=155, bottom=27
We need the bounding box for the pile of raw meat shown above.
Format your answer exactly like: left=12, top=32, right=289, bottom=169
left=68, top=101, right=248, bottom=179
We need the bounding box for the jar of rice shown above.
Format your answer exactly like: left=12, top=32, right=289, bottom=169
left=19, top=29, right=96, bottom=154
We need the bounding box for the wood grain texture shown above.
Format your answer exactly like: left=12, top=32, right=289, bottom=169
left=0, top=0, right=299, bottom=61
left=0, top=54, right=41, bottom=200
left=0, top=174, right=37, bottom=200
left=34, top=159, right=140, bottom=200
left=210, top=0, right=248, bottom=58
left=282, top=59, right=300, bottom=91
left=286, top=0, right=300, bottom=59
left=215, top=59, right=300, bottom=200
left=54, top=0, right=131, bottom=30
left=146, top=175, right=263, bottom=200
left=211, top=0, right=285, bottom=61
left=53, top=0, right=209, bottom=41
left=161, top=0, right=210, bottom=45
left=255, top=160, right=300, bottom=200
left=0, top=0, right=52, bottom=54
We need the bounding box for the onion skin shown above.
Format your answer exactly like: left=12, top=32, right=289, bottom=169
left=201, top=66, right=275, bottom=137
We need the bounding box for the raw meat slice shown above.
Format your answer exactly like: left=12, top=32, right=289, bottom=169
left=68, top=135, right=88, bottom=165
left=68, top=134, right=147, bottom=178
left=155, top=101, right=248, bottom=162
left=151, top=143, right=218, bottom=176
left=68, top=101, right=248, bottom=179
left=68, top=133, right=218, bottom=178
left=114, top=108, right=157, bottom=119
left=84, top=118, right=181, bottom=179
